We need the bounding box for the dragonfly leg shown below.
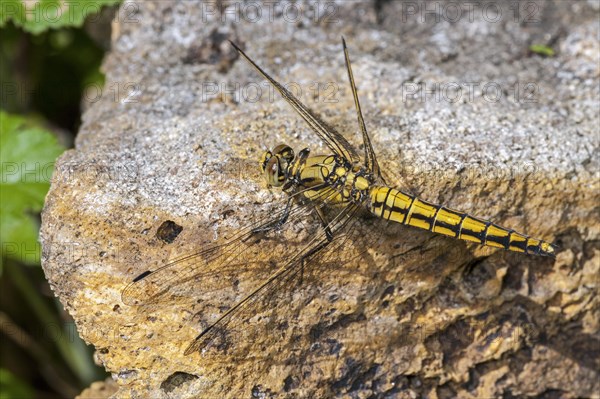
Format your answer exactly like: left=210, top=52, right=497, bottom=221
left=313, top=205, right=335, bottom=241
left=250, top=183, right=332, bottom=235
left=296, top=204, right=337, bottom=285
left=250, top=195, right=297, bottom=235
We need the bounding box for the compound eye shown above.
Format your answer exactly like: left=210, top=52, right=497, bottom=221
left=260, top=151, right=273, bottom=173
left=264, top=156, right=283, bottom=187
left=272, top=144, right=294, bottom=163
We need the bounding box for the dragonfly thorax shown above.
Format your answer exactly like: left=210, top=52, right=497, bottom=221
left=318, top=157, right=375, bottom=203
left=261, top=144, right=375, bottom=204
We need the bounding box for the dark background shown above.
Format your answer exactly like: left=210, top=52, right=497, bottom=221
left=1, top=4, right=118, bottom=398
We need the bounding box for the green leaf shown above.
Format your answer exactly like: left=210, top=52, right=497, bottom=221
left=0, top=0, right=122, bottom=34
left=0, top=369, right=34, bottom=399
left=0, top=111, right=64, bottom=266
left=529, top=44, right=555, bottom=57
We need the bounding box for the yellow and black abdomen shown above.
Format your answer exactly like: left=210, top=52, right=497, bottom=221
left=369, top=186, right=556, bottom=256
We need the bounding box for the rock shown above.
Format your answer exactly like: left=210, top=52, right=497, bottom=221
left=41, top=1, right=599, bottom=398
left=76, top=378, right=119, bottom=399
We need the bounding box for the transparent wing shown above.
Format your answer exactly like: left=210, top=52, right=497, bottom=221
left=230, top=41, right=359, bottom=163
left=341, top=37, right=384, bottom=181
left=183, top=199, right=365, bottom=355
left=123, top=188, right=397, bottom=355
left=122, top=187, right=335, bottom=306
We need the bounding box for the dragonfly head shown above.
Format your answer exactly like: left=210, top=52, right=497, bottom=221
left=260, top=144, right=295, bottom=187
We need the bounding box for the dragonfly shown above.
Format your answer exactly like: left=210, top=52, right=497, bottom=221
left=122, top=39, right=557, bottom=356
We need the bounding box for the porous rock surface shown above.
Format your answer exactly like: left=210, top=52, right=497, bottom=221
left=41, top=1, right=599, bottom=398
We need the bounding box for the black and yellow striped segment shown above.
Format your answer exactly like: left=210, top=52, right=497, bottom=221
left=369, top=186, right=556, bottom=256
